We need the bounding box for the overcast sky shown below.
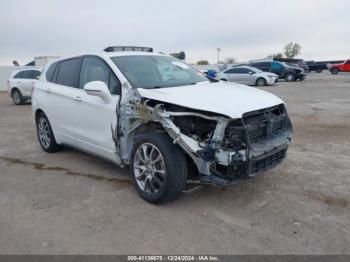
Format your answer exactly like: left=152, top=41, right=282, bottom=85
left=0, top=0, right=349, bottom=65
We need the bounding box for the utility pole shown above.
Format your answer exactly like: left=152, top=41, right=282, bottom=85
left=217, top=48, right=221, bottom=64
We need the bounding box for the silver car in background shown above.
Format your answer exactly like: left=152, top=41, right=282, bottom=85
left=216, top=66, right=278, bottom=86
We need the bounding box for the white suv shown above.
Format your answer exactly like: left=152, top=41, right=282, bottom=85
left=8, top=68, right=42, bottom=104
left=32, top=46, right=293, bottom=203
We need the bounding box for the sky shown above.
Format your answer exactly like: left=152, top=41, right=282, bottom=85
left=0, top=0, right=349, bottom=65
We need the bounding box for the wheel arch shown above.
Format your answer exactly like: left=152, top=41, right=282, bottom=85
left=10, top=87, right=21, bottom=96
left=256, top=77, right=267, bottom=86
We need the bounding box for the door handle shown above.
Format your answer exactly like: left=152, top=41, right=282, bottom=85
left=45, top=88, right=51, bottom=93
left=74, top=96, right=82, bottom=102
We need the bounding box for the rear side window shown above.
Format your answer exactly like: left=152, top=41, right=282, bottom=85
left=13, top=71, right=25, bottom=79
left=13, top=70, right=41, bottom=79
left=56, top=58, right=81, bottom=87
left=46, top=62, right=58, bottom=82
left=29, top=70, right=41, bottom=79
left=224, top=69, right=238, bottom=74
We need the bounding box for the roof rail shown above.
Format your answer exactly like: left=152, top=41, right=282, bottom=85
left=104, top=46, right=153, bottom=52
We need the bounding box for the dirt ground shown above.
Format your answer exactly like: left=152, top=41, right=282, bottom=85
left=0, top=72, right=349, bottom=254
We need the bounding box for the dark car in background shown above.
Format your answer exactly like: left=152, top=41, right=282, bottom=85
left=305, top=61, right=328, bottom=73
left=250, top=61, right=306, bottom=82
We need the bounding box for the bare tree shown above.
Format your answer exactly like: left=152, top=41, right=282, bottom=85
left=284, top=42, right=302, bottom=58
left=274, top=53, right=283, bottom=59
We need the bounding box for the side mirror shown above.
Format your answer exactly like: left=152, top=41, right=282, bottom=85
left=35, top=75, right=40, bottom=80
left=249, top=71, right=254, bottom=75
left=83, top=81, right=112, bottom=104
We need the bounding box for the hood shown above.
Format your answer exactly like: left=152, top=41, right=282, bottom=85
left=137, top=82, right=284, bottom=119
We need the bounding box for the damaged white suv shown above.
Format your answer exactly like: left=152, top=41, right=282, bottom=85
left=32, top=46, right=293, bottom=203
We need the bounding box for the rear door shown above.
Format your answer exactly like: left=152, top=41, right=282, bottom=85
left=239, top=68, right=255, bottom=85
left=71, top=56, right=121, bottom=162
left=44, top=57, right=83, bottom=146
left=21, top=70, right=41, bottom=96
left=223, top=68, right=241, bottom=82
left=271, top=62, right=283, bottom=76
left=11, top=71, right=27, bottom=94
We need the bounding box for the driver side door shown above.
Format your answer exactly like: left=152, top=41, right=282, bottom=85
left=72, top=56, right=121, bottom=163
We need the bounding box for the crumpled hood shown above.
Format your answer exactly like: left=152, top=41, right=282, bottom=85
left=137, top=81, right=284, bottom=119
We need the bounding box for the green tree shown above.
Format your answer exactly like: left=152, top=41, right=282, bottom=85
left=284, top=42, right=301, bottom=58
left=197, top=60, right=209, bottom=65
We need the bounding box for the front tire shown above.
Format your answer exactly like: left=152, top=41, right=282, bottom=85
left=11, top=89, right=24, bottom=105
left=331, top=68, right=339, bottom=74
left=316, top=68, right=322, bottom=73
left=285, top=73, right=295, bottom=82
left=256, top=78, right=266, bottom=87
left=130, top=133, right=187, bottom=204
left=36, top=112, right=61, bottom=153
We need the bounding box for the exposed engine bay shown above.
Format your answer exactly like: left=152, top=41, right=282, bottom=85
left=115, top=86, right=293, bottom=186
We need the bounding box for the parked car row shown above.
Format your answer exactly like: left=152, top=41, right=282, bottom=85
left=216, top=66, right=278, bottom=86
left=215, top=61, right=306, bottom=86
left=210, top=59, right=350, bottom=86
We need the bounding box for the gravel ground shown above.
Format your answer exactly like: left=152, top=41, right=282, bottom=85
left=0, top=72, right=349, bottom=254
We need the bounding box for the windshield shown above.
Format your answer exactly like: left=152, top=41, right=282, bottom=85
left=112, top=55, right=209, bottom=89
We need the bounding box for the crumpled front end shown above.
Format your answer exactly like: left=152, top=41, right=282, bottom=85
left=207, top=104, right=293, bottom=185
left=120, top=96, right=293, bottom=186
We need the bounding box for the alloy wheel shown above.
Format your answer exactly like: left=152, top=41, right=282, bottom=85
left=133, top=143, right=166, bottom=195
left=13, top=91, right=21, bottom=104
left=38, top=117, right=51, bottom=149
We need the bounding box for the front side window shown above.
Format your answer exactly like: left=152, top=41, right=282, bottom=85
left=79, top=57, right=121, bottom=95
left=112, top=55, right=208, bottom=89
left=346, top=60, right=350, bottom=64
left=56, top=58, right=81, bottom=87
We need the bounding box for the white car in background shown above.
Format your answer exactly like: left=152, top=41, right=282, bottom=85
left=7, top=68, right=42, bottom=104
left=216, top=66, right=278, bottom=86
left=32, top=46, right=293, bottom=203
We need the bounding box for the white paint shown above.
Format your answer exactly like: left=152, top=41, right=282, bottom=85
left=138, top=81, right=284, bottom=118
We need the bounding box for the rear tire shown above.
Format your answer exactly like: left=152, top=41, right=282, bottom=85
left=331, top=68, right=339, bottom=75
left=11, top=89, right=24, bottom=105
left=36, top=112, right=61, bottom=153
left=130, top=133, right=187, bottom=204
left=220, top=78, right=227, bottom=81
left=255, top=78, right=266, bottom=87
